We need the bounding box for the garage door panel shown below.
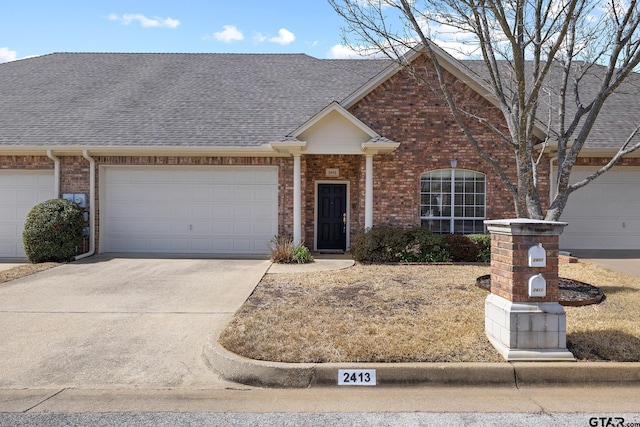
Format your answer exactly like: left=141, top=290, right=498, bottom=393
left=191, top=239, right=211, bottom=251
left=191, top=222, right=212, bottom=233
left=102, top=166, right=277, bottom=254
left=601, top=184, right=623, bottom=201
left=213, top=187, right=233, bottom=200
left=233, top=187, right=253, bottom=201
left=191, top=185, right=212, bottom=200
left=606, top=203, right=623, bottom=216
left=624, top=186, right=640, bottom=199
left=0, top=171, right=54, bottom=258
left=0, top=224, right=16, bottom=239
left=233, top=238, right=253, bottom=252
left=560, top=167, right=640, bottom=250
left=211, top=239, right=232, bottom=252
left=144, top=185, right=174, bottom=201
left=191, top=205, right=213, bottom=219
left=212, top=221, right=233, bottom=233
left=0, top=207, right=17, bottom=221
left=254, top=220, right=276, bottom=234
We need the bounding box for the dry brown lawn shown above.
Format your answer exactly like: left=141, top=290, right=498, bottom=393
left=0, top=262, right=59, bottom=284
left=219, top=262, right=640, bottom=363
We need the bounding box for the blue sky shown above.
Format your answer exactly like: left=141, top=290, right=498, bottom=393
left=0, top=0, right=355, bottom=63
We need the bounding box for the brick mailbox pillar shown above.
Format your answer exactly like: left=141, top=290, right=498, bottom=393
left=484, top=219, right=575, bottom=361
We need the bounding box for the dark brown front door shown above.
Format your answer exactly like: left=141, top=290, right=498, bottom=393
left=317, top=183, right=347, bottom=250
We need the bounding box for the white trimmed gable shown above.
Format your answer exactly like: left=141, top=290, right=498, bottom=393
left=293, top=102, right=377, bottom=155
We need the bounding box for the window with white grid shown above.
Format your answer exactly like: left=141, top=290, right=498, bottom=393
left=420, top=169, right=486, bottom=234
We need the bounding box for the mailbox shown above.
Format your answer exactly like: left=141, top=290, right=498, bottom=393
left=528, top=243, right=546, bottom=267
left=528, top=274, right=547, bottom=297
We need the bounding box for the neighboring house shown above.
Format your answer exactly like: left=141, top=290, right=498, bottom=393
left=1, top=47, right=639, bottom=258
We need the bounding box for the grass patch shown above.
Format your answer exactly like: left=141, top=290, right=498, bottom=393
left=561, top=263, right=640, bottom=361
left=0, top=263, right=59, bottom=285
left=219, top=262, right=640, bottom=363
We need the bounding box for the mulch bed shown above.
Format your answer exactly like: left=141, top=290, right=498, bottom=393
left=476, top=275, right=605, bottom=306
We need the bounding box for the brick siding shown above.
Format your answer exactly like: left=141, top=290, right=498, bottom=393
left=5, top=56, right=640, bottom=254
left=349, top=56, right=546, bottom=227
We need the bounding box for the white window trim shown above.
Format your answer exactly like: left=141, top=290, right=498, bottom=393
left=420, top=168, right=486, bottom=234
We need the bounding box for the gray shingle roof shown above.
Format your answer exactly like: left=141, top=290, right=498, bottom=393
left=0, top=53, right=389, bottom=148
left=1, top=51, right=636, bottom=152
left=461, top=60, right=640, bottom=150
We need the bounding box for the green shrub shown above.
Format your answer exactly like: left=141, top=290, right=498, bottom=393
left=351, top=226, right=453, bottom=263
left=350, top=226, right=407, bottom=263
left=468, top=234, right=491, bottom=263
left=269, top=235, right=313, bottom=264
left=293, top=245, right=313, bottom=264
left=351, top=226, right=490, bottom=263
left=443, top=234, right=479, bottom=262
left=22, top=199, right=84, bottom=263
left=400, top=227, right=451, bottom=262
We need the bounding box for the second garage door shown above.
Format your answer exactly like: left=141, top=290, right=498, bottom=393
left=0, top=170, right=55, bottom=258
left=101, top=166, right=278, bottom=255
left=559, top=167, right=640, bottom=250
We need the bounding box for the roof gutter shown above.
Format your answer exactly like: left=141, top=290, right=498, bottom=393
left=45, top=149, right=60, bottom=198
left=0, top=144, right=282, bottom=157
left=75, top=150, right=95, bottom=261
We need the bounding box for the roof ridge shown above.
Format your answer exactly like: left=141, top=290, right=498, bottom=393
left=46, top=51, right=314, bottom=57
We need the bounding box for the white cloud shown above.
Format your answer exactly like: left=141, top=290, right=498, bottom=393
left=253, top=32, right=268, bottom=43
left=268, top=28, right=296, bottom=45
left=205, top=25, right=245, bottom=42
left=108, top=13, right=180, bottom=29
left=0, top=47, right=17, bottom=63
left=327, top=44, right=362, bottom=59
left=326, top=44, right=387, bottom=59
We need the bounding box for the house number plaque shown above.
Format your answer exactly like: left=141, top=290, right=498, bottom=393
left=338, top=369, right=376, bottom=386
left=325, top=168, right=339, bottom=177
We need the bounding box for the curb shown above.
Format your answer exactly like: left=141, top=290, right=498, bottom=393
left=203, top=336, right=640, bottom=388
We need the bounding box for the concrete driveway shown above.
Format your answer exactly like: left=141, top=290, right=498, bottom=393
left=570, top=250, right=640, bottom=278
left=0, top=255, right=270, bottom=389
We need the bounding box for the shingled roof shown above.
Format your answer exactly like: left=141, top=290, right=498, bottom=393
left=460, top=59, right=640, bottom=151
left=0, top=53, right=389, bottom=149
left=1, top=51, right=637, bottom=152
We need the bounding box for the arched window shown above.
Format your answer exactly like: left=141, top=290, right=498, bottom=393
left=420, top=169, right=486, bottom=234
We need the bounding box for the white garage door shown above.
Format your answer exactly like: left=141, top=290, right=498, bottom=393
left=0, top=170, right=55, bottom=258
left=101, top=166, right=278, bottom=254
left=560, top=167, right=640, bottom=250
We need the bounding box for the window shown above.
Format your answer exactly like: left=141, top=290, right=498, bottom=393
left=420, top=169, right=486, bottom=234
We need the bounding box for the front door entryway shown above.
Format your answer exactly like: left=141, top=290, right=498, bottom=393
left=317, top=183, right=347, bottom=251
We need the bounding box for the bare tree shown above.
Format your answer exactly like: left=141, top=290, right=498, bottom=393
left=329, top=0, right=640, bottom=220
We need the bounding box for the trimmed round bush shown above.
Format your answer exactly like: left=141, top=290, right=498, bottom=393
left=22, top=199, right=84, bottom=263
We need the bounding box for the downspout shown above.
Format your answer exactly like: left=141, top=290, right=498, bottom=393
left=46, top=150, right=60, bottom=198
left=549, top=156, right=558, bottom=201
left=75, top=150, right=95, bottom=260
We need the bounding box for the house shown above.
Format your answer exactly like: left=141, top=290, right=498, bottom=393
left=1, top=47, right=639, bottom=259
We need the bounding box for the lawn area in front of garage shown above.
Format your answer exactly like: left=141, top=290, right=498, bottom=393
left=219, top=262, right=640, bottom=363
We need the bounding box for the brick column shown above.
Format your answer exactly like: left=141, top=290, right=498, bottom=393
left=488, top=223, right=561, bottom=303
left=483, top=219, right=575, bottom=361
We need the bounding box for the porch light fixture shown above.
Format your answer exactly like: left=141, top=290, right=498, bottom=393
left=450, top=159, right=458, bottom=168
